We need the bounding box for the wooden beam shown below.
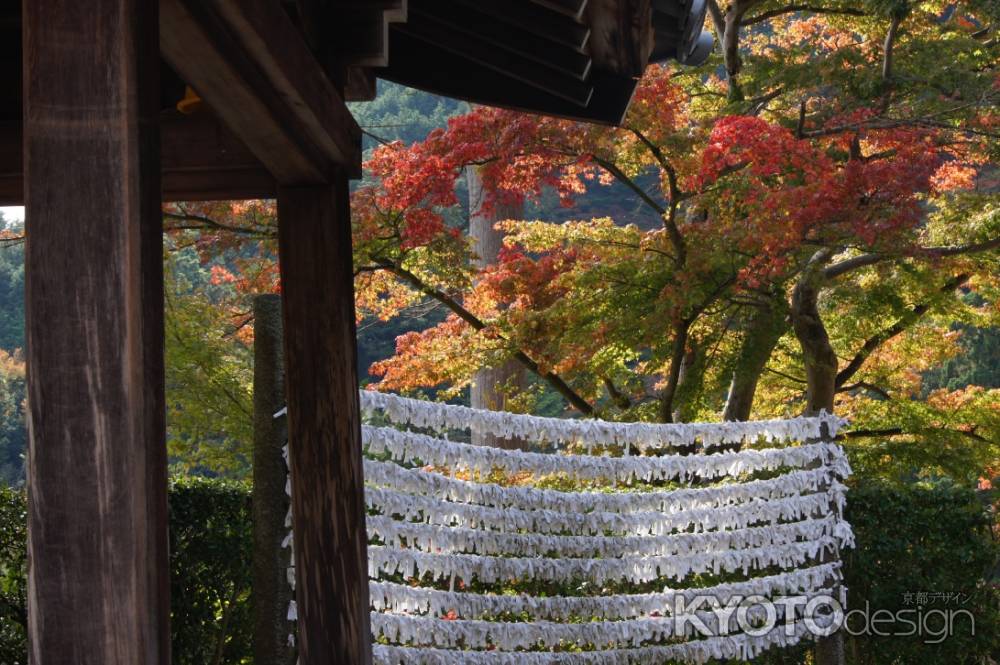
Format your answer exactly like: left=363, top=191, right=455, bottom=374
left=584, top=0, right=655, bottom=77
left=344, top=67, right=378, bottom=102
left=159, top=112, right=277, bottom=201
left=0, top=112, right=277, bottom=204
left=277, top=178, right=372, bottom=665
left=23, top=1, right=169, bottom=663
left=160, top=0, right=362, bottom=183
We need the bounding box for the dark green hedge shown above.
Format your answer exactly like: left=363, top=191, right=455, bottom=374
left=753, top=482, right=999, bottom=665
left=839, top=483, right=999, bottom=665
left=0, top=487, right=26, bottom=665
left=0, top=479, right=253, bottom=665
left=169, top=477, right=254, bottom=665
left=1, top=481, right=997, bottom=664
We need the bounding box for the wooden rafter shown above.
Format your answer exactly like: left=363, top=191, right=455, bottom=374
left=399, top=10, right=594, bottom=106
left=410, top=0, right=592, bottom=80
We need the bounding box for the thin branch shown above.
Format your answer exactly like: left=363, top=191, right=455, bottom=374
left=834, top=273, right=970, bottom=389
left=163, top=211, right=274, bottom=238
left=839, top=426, right=991, bottom=444
left=624, top=128, right=688, bottom=263
left=764, top=366, right=808, bottom=384
left=590, top=155, right=667, bottom=217
left=385, top=263, right=595, bottom=415
left=362, top=129, right=393, bottom=146
left=801, top=102, right=1000, bottom=139
left=838, top=427, right=903, bottom=439
left=741, top=4, right=866, bottom=26
left=749, top=87, right=785, bottom=115
left=836, top=381, right=891, bottom=400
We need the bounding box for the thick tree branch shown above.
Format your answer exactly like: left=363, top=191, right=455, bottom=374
left=603, top=376, right=632, bottom=410
left=741, top=4, right=867, bottom=25
left=791, top=248, right=839, bottom=414
left=707, top=0, right=726, bottom=41
left=882, top=14, right=903, bottom=83
left=384, top=263, right=595, bottom=415
left=834, top=273, right=970, bottom=389
left=723, top=296, right=789, bottom=421
left=823, top=236, right=1000, bottom=279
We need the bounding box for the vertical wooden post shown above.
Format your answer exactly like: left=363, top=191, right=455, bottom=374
left=252, top=294, right=295, bottom=665
left=23, top=1, right=168, bottom=663
left=277, top=176, right=372, bottom=665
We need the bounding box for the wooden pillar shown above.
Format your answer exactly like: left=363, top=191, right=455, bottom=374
left=277, top=176, right=372, bottom=665
left=252, top=294, right=295, bottom=665
left=23, top=1, right=168, bottom=664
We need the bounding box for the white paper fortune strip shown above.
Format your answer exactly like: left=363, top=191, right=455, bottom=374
left=360, top=390, right=847, bottom=452
left=363, top=425, right=852, bottom=484
left=371, top=619, right=817, bottom=665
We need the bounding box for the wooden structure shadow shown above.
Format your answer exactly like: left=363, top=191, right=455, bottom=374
left=0, top=1, right=711, bottom=663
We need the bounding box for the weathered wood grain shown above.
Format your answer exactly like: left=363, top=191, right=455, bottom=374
left=277, top=180, right=373, bottom=665
left=23, top=0, right=169, bottom=663
left=0, top=112, right=277, bottom=205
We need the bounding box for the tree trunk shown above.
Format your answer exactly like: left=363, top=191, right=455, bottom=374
left=723, top=297, right=789, bottom=422
left=672, top=339, right=706, bottom=423
left=24, top=1, right=170, bottom=662
left=792, top=251, right=838, bottom=415
left=252, top=294, right=295, bottom=665
left=791, top=250, right=845, bottom=665
left=658, top=320, right=691, bottom=423
left=467, top=165, right=527, bottom=449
